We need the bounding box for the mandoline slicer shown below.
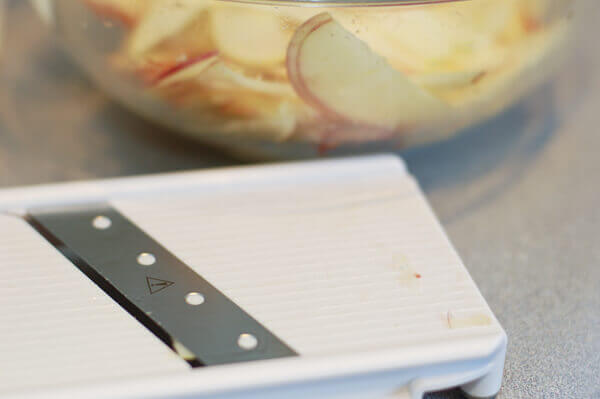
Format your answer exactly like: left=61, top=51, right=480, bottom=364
left=0, top=155, right=506, bottom=399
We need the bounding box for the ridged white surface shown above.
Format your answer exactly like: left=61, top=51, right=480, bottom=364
left=0, top=157, right=503, bottom=397
left=114, top=171, right=499, bottom=357
left=0, top=216, right=187, bottom=394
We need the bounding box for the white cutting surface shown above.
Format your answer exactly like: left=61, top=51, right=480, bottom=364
left=0, top=157, right=502, bottom=395
left=0, top=215, right=187, bottom=394
left=114, top=163, right=499, bottom=357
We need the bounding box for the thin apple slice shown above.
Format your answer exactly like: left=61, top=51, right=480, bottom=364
left=330, top=2, right=519, bottom=75
left=217, top=101, right=299, bottom=141
left=153, top=52, right=219, bottom=87
left=416, top=20, right=570, bottom=144
left=287, top=13, right=448, bottom=129
left=210, top=3, right=291, bottom=67
left=197, top=60, right=296, bottom=98
left=435, top=21, right=569, bottom=109
left=411, top=70, right=485, bottom=89
left=151, top=58, right=298, bottom=112
left=154, top=59, right=305, bottom=140
left=167, top=88, right=301, bottom=141
left=128, top=0, right=209, bottom=57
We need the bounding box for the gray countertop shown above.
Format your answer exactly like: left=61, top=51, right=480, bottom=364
left=1, top=1, right=598, bottom=398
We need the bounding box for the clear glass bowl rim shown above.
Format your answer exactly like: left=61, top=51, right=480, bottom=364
left=218, top=0, right=468, bottom=7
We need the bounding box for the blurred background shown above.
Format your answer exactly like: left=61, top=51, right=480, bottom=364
left=0, top=0, right=598, bottom=397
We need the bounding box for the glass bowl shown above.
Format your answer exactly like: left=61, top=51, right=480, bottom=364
left=34, top=0, right=575, bottom=158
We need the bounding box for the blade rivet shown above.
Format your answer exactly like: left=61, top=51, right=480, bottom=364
left=238, top=333, right=258, bottom=350
left=185, top=292, right=205, bottom=306
left=137, top=252, right=156, bottom=266
left=92, top=215, right=112, bottom=230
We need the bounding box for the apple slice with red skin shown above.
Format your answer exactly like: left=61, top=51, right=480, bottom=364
left=286, top=13, right=448, bottom=130
left=128, top=0, right=209, bottom=57
left=146, top=54, right=302, bottom=140
left=151, top=52, right=219, bottom=87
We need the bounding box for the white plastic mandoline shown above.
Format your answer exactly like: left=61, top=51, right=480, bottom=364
left=0, top=155, right=506, bottom=399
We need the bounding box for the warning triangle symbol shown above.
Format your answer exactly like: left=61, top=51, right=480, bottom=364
left=146, top=276, right=175, bottom=295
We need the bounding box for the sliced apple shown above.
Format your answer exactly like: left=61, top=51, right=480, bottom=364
left=413, top=20, right=570, bottom=145
left=164, top=87, right=301, bottom=141
left=196, top=60, right=296, bottom=98
left=152, top=52, right=219, bottom=87
left=217, top=101, right=298, bottom=141
left=434, top=21, right=569, bottom=109
left=210, top=3, right=291, bottom=67
left=411, top=70, right=485, bottom=90
left=152, top=57, right=299, bottom=115
left=331, top=2, right=521, bottom=75
left=156, top=58, right=305, bottom=140
left=286, top=13, right=448, bottom=129
left=128, top=0, right=209, bottom=57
